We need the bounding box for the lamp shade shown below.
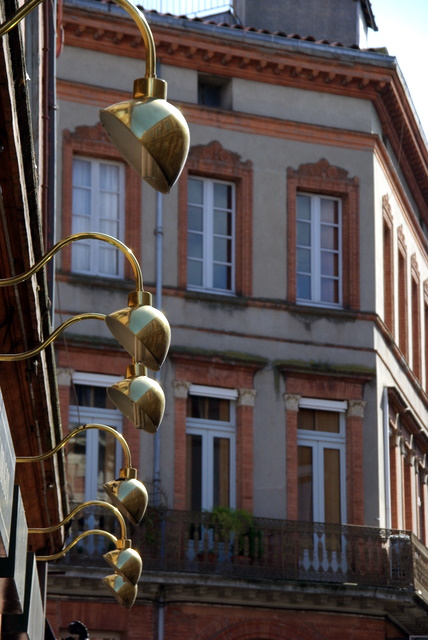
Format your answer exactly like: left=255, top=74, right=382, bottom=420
left=106, top=304, right=171, bottom=371
left=103, top=476, right=148, bottom=525
left=102, top=575, right=138, bottom=610
left=107, top=372, right=165, bottom=432
left=100, top=93, right=189, bottom=194
left=103, top=547, right=142, bottom=586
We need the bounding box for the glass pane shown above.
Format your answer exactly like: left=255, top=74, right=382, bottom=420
left=297, top=274, right=311, bottom=299
left=73, top=244, right=90, bottom=272
left=214, top=237, right=231, bottom=263
left=188, top=232, right=203, bottom=259
left=324, top=448, right=341, bottom=524
left=72, top=215, right=91, bottom=233
left=298, top=409, right=340, bottom=433
left=99, top=246, right=118, bottom=276
left=72, top=188, right=91, bottom=216
left=213, top=437, right=230, bottom=507
left=186, top=434, right=202, bottom=511
left=321, top=277, right=339, bottom=303
left=297, top=221, right=311, bottom=247
left=214, top=210, right=231, bottom=236
left=298, top=446, right=313, bottom=521
left=97, top=431, right=116, bottom=498
left=213, top=264, right=231, bottom=290
left=321, top=225, right=338, bottom=251
left=74, top=384, right=112, bottom=408
left=297, top=195, right=311, bottom=220
left=321, top=251, right=338, bottom=277
left=100, top=191, right=119, bottom=220
left=188, top=205, right=203, bottom=231
left=66, top=427, right=86, bottom=504
left=321, top=198, right=338, bottom=224
left=187, top=259, right=202, bottom=286
left=187, top=396, right=230, bottom=422
left=100, top=163, right=119, bottom=191
left=188, top=178, right=203, bottom=205
left=297, top=248, right=311, bottom=273
left=73, top=158, right=91, bottom=187
left=100, top=219, right=119, bottom=238
left=213, top=183, right=232, bottom=209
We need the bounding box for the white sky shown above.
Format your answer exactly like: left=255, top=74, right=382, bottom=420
left=367, top=0, right=428, bottom=137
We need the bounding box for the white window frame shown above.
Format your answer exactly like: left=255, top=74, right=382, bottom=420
left=296, top=193, right=342, bottom=308
left=187, top=176, right=236, bottom=295
left=297, top=398, right=347, bottom=524
left=71, top=156, right=125, bottom=278
left=69, top=372, right=123, bottom=503
left=186, top=385, right=237, bottom=510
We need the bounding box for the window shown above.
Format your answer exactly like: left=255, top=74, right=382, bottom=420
left=397, top=227, right=408, bottom=359
left=411, top=260, right=421, bottom=380
left=71, top=156, right=125, bottom=277
left=382, top=195, right=394, bottom=333
left=198, top=74, right=232, bottom=109
left=67, top=372, right=123, bottom=506
left=297, top=398, right=347, bottom=524
left=296, top=193, right=342, bottom=306
left=187, top=177, right=235, bottom=293
left=287, top=159, right=360, bottom=310
left=185, top=385, right=237, bottom=511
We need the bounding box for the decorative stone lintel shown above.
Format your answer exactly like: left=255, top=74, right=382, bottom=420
left=173, top=380, right=191, bottom=399
left=237, top=388, right=256, bottom=407
left=284, top=394, right=301, bottom=412
left=57, top=368, right=73, bottom=387
left=347, top=400, right=366, bottom=418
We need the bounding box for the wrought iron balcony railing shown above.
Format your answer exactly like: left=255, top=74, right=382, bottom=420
left=58, top=507, right=428, bottom=599
left=139, top=1, right=233, bottom=18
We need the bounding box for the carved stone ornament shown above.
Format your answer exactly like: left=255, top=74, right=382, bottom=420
left=237, top=388, right=256, bottom=407
left=347, top=400, right=366, bottom=418
left=173, top=380, right=191, bottom=399
left=284, top=394, right=301, bottom=411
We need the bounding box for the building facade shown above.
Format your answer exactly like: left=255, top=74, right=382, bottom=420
left=46, top=0, right=428, bottom=638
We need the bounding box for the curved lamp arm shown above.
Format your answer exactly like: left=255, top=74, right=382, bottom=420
left=35, top=529, right=119, bottom=562
left=0, top=0, right=156, bottom=77
left=0, top=232, right=143, bottom=291
left=29, top=499, right=127, bottom=542
left=16, top=423, right=132, bottom=469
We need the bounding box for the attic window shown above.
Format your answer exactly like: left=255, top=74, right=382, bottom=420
left=198, top=74, right=232, bottom=109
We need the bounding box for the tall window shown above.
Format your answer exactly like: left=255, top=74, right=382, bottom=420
left=297, top=398, right=347, bottom=524
left=186, top=385, right=237, bottom=511
left=71, top=157, right=125, bottom=277
left=411, top=270, right=421, bottom=380
left=296, top=193, right=342, bottom=307
left=383, top=210, right=394, bottom=334
left=398, top=242, right=408, bottom=359
left=187, top=177, right=235, bottom=293
left=67, top=372, right=123, bottom=506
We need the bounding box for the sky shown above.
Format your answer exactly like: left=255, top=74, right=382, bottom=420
left=367, top=0, right=428, bottom=137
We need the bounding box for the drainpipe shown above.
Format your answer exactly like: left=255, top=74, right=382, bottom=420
left=382, top=387, right=392, bottom=529
left=153, top=186, right=163, bottom=507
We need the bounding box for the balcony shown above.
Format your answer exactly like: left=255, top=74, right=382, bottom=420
left=59, top=507, right=428, bottom=596
left=138, top=1, right=234, bottom=19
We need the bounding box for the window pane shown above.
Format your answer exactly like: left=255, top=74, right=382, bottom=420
left=321, top=225, right=338, bottom=251
left=213, top=183, right=232, bottom=209
left=66, top=428, right=86, bottom=504
left=187, top=259, right=202, bottom=286
left=100, top=163, right=119, bottom=191
left=214, top=237, right=231, bottom=263
left=187, top=396, right=230, bottom=422
left=72, top=188, right=91, bottom=216
left=188, top=205, right=203, bottom=231
left=188, top=232, right=203, bottom=259
left=213, top=437, right=230, bottom=507
left=297, top=274, right=311, bottom=299
left=298, top=446, right=313, bottom=521
left=297, top=248, right=311, bottom=273
left=321, top=251, right=338, bottom=277
left=72, top=215, right=91, bottom=233
left=186, top=434, right=202, bottom=511
left=100, top=191, right=119, bottom=220
left=188, top=178, right=203, bottom=204
left=321, top=277, right=339, bottom=303
left=298, top=409, right=340, bottom=433
left=324, top=448, right=341, bottom=524
left=297, top=221, right=311, bottom=247
left=73, top=244, right=90, bottom=272
left=321, top=198, right=338, bottom=224
left=73, top=158, right=91, bottom=187
left=213, top=264, right=231, bottom=290
left=99, top=246, right=118, bottom=276
left=214, top=210, right=231, bottom=236
left=297, top=194, right=311, bottom=220
left=97, top=431, right=116, bottom=499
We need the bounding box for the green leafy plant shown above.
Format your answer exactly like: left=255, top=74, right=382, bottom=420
left=203, top=506, right=262, bottom=561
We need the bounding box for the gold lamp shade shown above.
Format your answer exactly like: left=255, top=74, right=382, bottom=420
left=100, top=77, right=190, bottom=194
left=106, top=302, right=171, bottom=371
left=107, top=364, right=165, bottom=432
left=102, top=574, right=138, bottom=610
left=103, top=474, right=148, bottom=525
left=103, top=547, right=142, bottom=586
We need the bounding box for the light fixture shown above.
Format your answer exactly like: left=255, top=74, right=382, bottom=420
left=17, top=423, right=149, bottom=525
left=0, top=232, right=169, bottom=428
left=29, top=500, right=142, bottom=609
left=0, top=0, right=190, bottom=193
